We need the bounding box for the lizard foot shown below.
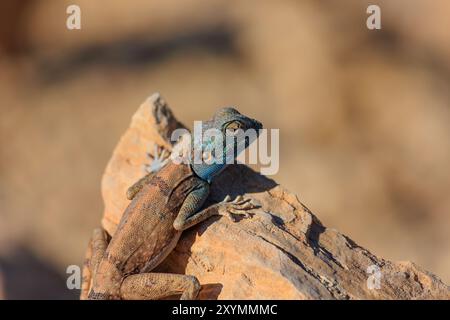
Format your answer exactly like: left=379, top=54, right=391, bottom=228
left=144, top=144, right=170, bottom=173
left=219, top=195, right=260, bottom=222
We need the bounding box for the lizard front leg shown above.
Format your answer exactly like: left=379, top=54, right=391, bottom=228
left=173, top=182, right=259, bottom=231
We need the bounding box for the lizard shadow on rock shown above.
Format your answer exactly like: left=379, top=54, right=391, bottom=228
left=209, top=164, right=278, bottom=203
left=201, top=164, right=278, bottom=236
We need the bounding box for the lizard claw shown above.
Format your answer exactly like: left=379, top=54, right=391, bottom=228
left=144, top=144, right=170, bottom=173
left=219, top=195, right=260, bottom=222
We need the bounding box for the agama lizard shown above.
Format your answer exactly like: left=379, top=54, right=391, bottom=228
left=81, top=107, right=262, bottom=300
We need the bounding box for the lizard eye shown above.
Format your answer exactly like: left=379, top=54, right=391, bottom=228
left=225, top=121, right=242, bottom=134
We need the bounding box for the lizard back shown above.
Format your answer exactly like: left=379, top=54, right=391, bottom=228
left=103, top=161, right=203, bottom=276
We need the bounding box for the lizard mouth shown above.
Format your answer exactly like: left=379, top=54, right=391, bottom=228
left=253, top=119, right=263, bottom=131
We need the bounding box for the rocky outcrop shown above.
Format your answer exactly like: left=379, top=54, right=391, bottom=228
left=100, top=93, right=449, bottom=299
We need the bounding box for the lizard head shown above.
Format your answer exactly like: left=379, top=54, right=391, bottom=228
left=191, top=107, right=263, bottom=183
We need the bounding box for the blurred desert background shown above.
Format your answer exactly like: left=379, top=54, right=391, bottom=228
left=0, top=0, right=449, bottom=299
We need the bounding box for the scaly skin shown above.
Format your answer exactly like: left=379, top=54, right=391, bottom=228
left=81, top=107, right=262, bottom=300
